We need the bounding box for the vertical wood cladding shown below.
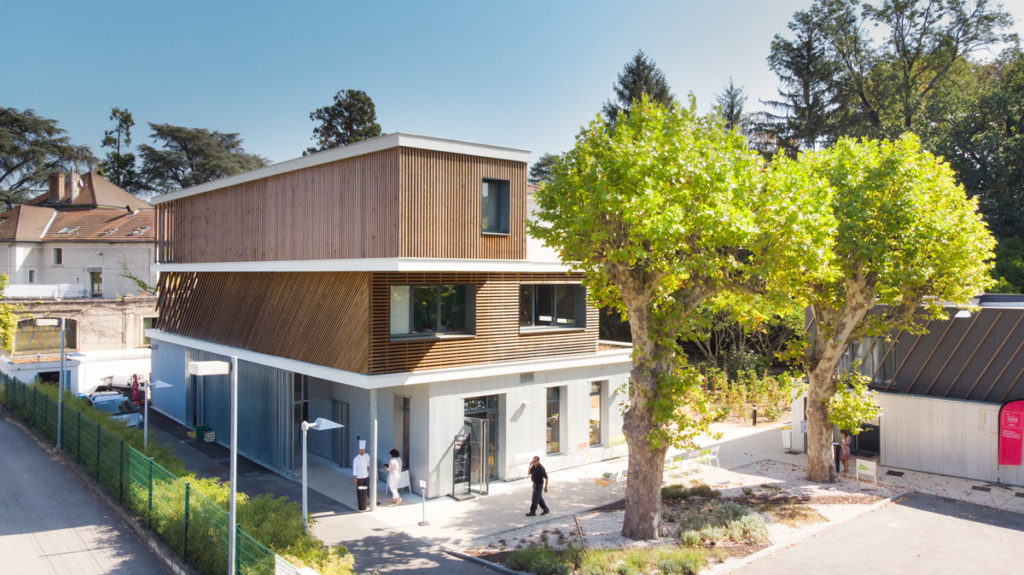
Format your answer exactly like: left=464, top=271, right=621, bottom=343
left=156, top=146, right=526, bottom=263
left=157, top=272, right=370, bottom=373
left=156, top=149, right=401, bottom=263
left=156, top=271, right=599, bottom=375
left=398, top=148, right=525, bottom=260
left=368, top=272, right=598, bottom=374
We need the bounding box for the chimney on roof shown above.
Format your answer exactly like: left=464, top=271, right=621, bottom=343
left=48, top=173, right=65, bottom=202
left=69, top=171, right=81, bottom=202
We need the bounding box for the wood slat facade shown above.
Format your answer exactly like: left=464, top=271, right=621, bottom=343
left=156, top=147, right=526, bottom=263
left=156, top=271, right=598, bottom=375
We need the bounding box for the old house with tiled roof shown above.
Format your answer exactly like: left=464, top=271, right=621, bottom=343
left=0, top=172, right=158, bottom=394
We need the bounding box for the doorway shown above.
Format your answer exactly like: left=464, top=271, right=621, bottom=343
left=464, top=395, right=499, bottom=480
left=394, top=396, right=410, bottom=469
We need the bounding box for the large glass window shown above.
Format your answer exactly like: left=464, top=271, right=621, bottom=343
left=390, top=284, right=473, bottom=336
left=546, top=387, right=561, bottom=454
left=481, top=179, right=510, bottom=235
left=15, top=319, right=78, bottom=353
left=589, top=381, right=604, bottom=446
left=520, top=284, right=585, bottom=328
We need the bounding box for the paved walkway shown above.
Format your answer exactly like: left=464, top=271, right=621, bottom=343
left=727, top=492, right=1024, bottom=575
left=0, top=416, right=170, bottom=575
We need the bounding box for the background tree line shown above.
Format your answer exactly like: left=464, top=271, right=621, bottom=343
left=1, top=89, right=382, bottom=204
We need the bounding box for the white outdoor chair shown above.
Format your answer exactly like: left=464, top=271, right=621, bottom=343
left=595, top=471, right=619, bottom=502
left=693, top=445, right=720, bottom=470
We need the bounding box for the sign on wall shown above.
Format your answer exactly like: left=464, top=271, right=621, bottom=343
left=998, top=400, right=1024, bottom=466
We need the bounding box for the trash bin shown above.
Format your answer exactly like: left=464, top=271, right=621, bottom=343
left=832, top=442, right=841, bottom=473
left=781, top=427, right=792, bottom=450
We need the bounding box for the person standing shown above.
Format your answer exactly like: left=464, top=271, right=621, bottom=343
left=525, top=456, right=549, bottom=516
left=387, top=448, right=403, bottom=505
left=352, top=440, right=371, bottom=511
left=840, top=430, right=852, bottom=473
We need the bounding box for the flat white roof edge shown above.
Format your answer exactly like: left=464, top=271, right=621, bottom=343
left=147, top=330, right=631, bottom=390
left=153, top=258, right=574, bottom=274
left=152, top=133, right=531, bottom=205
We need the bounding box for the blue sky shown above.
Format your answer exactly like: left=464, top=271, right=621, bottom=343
left=2, top=1, right=1021, bottom=166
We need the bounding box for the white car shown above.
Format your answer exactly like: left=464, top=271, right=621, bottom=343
left=87, top=392, right=144, bottom=427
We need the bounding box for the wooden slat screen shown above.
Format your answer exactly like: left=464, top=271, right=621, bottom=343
left=368, top=272, right=598, bottom=374
left=157, top=272, right=370, bottom=373
left=398, top=148, right=526, bottom=260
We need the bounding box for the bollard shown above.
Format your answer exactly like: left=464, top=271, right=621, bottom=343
left=418, top=479, right=430, bottom=526
left=752, top=405, right=758, bottom=427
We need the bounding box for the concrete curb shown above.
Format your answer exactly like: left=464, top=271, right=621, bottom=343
left=441, top=546, right=528, bottom=575
left=0, top=407, right=197, bottom=575
left=707, top=490, right=911, bottom=575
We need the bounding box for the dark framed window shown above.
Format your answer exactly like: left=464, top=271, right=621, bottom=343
left=390, top=284, right=474, bottom=336
left=53, top=248, right=63, bottom=265
left=90, top=270, right=102, bottom=298
left=520, top=284, right=585, bottom=328
left=15, top=319, right=78, bottom=353
left=589, top=381, right=604, bottom=446
left=546, top=387, right=561, bottom=454
left=481, top=179, right=510, bottom=235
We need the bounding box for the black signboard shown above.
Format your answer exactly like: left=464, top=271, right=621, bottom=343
left=453, top=432, right=471, bottom=485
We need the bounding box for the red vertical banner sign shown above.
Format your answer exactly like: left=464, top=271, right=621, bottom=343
left=998, top=400, right=1024, bottom=466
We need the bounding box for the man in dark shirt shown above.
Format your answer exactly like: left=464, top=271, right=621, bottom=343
left=526, top=456, right=549, bottom=516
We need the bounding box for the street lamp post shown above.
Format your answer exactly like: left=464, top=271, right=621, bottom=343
left=300, top=417, right=343, bottom=533
left=143, top=380, right=173, bottom=452
left=188, top=358, right=236, bottom=575
left=35, top=318, right=65, bottom=450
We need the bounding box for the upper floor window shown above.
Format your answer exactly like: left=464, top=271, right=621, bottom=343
left=15, top=318, right=78, bottom=354
left=53, top=248, right=63, bottom=265
left=390, top=284, right=474, bottom=337
left=27, top=269, right=35, bottom=283
left=519, top=284, right=585, bottom=329
left=481, top=179, right=510, bottom=235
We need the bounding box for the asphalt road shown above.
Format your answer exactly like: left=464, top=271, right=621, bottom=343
left=730, top=492, right=1024, bottom=575
left=0, top=415, right=170, bottom=575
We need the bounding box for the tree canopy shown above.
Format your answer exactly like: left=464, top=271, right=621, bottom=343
left=98, top=107, right=142, bottom=194
left=306, top=89, right=382, bottom=154
left=138, top=124, right=267, bottom=193
left=799, top=135, right=995, bottom=482
left=602, top=51, right=675, bottom=124
left=713, top=77, right=748, bottom=133
left=528, top=152, right=560, bottom=185
left=530, top=97, right=833, bottom=539
left=0, top=107, right=94, bottom=207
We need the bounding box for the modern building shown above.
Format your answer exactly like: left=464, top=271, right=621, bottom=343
left=147, top=134, right=632, bottom=498
left=0, top=172, right=158, bottom=394
left=801, top=295, right=1024, bottom=486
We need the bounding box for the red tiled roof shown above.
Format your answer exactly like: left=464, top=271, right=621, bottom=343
left=28, top=172, right=150, bottom=210
left=42, top=208, right=154, bottom=243
left=0, top=205, right=55, bottom=241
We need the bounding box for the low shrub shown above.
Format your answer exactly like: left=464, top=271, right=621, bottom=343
left=662, top=483, right=721, bottom=500
left=675, top=499, right=769, bottom=546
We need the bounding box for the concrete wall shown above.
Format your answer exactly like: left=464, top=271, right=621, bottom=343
left=878, top=393, right=1024, bottom=486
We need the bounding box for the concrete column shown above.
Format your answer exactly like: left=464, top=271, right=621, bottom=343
left=369, top=388, right=377, bottom=511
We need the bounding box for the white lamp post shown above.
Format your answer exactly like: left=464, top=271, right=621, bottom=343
left=35, top=318, right=65, bottom=450
left=143, top=380, right=173, bottom=452
left=300, top=417, right=343, bottom=533
left=188, top=359, right=236, bottom=575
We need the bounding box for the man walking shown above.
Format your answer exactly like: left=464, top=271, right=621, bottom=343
left=525, top=456, right=549, bottom=516
left=353, top=440, right=371, bottom=511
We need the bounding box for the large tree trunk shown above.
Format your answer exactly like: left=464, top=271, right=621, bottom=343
left=806, top=363, right=839, bottom=482
left=621, top=366, right=670, bottom=539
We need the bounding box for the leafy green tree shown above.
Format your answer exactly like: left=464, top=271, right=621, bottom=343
left=0, top=107, right=94, bottom=207
left=0, top=274, right=17, bottom=352
left=799, top=135, right=994, bottom=482
left=601, top=51, right=675, bottom=124
left=528, top=153, right=560, bottom=185
left=713, top=77, right=748, bottom=133
left=97, top=107, right=142, bottom=194
left=138, top=124, right=267, bottom=193
left=828, top=371, right=881, bottom=435
left=306, top=89, right=382, bottom=154
left=530, top=97, right=833, bottom=539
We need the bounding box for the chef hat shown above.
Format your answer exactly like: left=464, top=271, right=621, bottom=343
left=359, top=440, right=366, bottom=450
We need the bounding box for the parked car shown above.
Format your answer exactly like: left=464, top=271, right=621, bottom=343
left=87, top=392, right=143, bottom=427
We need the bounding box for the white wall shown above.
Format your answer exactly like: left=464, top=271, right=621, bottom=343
left=0, top=242, right=155, bottom=298
left=69, top=348, right=151, bottom=396
left=878, top=393, right=1024, bottom=486
left=149, top=340, right=188, bottom=423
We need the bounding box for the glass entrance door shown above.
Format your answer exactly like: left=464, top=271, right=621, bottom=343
left=464, top=395, right=499, bottom=480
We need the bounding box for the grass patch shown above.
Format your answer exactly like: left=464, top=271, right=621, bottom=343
left=670, top=500, right=769, bottom=545
left=759, top=503, right=826, bottom=527
left=507, top=545, right=707, bottom=575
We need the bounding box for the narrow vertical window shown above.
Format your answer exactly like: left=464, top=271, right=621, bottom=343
left=546, top=387, right=561, bottom=454
left=481, top=179, right=510, bottom=234
left=53, top=248, right=63, bottom=265
left=589, top=381, right=604, bottom=446
left=27, top=269, right=35, bottom=283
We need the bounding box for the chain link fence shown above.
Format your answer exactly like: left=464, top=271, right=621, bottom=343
left=0, top=375, right=301, bottom=575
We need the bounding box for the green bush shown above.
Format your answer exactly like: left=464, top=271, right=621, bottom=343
left=506, top=546, right=576, bottom=575
left=674, top=499, right=768, bottom=546
left=704, top=369, right=797, bottom=423
left=662, top=483, right=721, bottom=500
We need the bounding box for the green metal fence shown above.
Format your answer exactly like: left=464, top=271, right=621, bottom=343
left=0, top=375, right=297, bottom=575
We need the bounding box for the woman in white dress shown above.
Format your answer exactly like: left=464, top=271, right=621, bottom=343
left=387, top=449, right=403, bottom=505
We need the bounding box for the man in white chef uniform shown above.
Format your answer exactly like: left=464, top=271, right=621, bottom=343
left=353, top=440, right=371, bottom=511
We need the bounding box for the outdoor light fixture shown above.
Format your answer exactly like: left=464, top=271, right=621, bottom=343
left=300, top=417, right=344, bottom=533
left=187, top=358, right=236, bottom=575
